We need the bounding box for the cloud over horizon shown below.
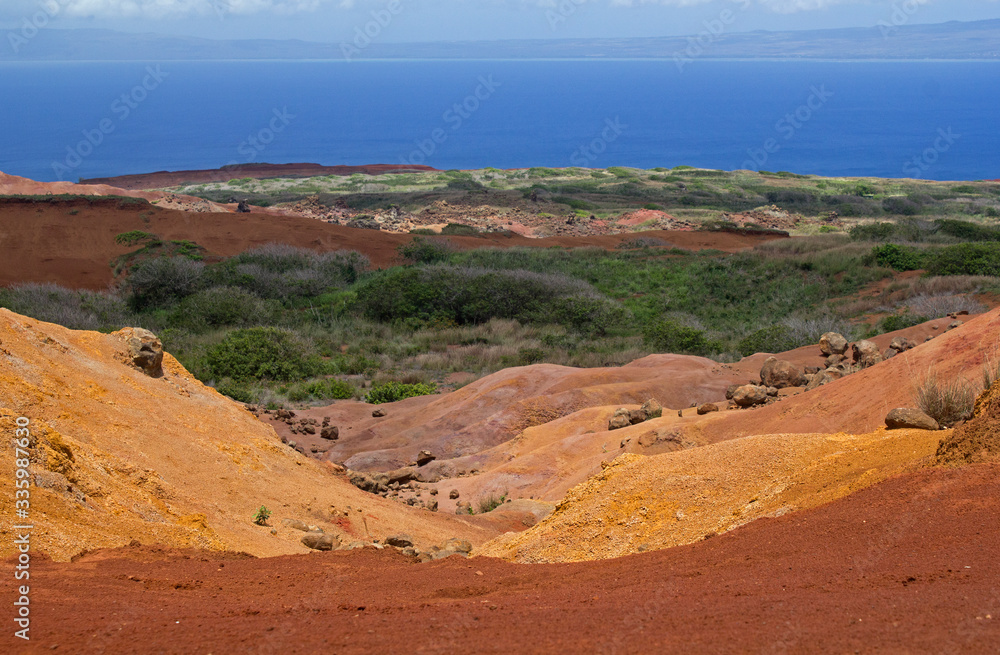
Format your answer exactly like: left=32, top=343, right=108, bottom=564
left=2, top=0, right=894, bottom=19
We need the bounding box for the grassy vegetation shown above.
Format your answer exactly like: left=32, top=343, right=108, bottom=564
left=3, top=168, right=1000, bottom=407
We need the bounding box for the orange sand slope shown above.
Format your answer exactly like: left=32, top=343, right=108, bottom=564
left=0, top=309, right=494, bottom=561
left=478, top=427, right=941, bottom=562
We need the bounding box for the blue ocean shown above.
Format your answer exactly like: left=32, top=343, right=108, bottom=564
left=1, top=59, right=997, bottom=183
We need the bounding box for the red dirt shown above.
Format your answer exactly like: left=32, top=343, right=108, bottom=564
left=9, top=462, right=999, bottom=654
left=0, top=197, right=781, bottom=290
left=937, top=381, right=1000, bottom=465
left=80, top=163, right=438, bottom=190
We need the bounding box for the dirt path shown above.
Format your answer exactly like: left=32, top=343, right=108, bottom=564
left=10, top=462, right=998, bottom=654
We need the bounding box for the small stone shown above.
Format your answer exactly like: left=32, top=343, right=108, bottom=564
left=449, top=489, right=460, bottom=499
left=416, top=450, right=436, bottom=466
left=697, top=403, right=719, bottom=415
left=385, top=534, right=414, bottom=548
left=301, top=532, right=339, bottom=551
left=372, top=408, right=386, bottom=418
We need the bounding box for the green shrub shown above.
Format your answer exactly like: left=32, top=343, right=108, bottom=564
left=365, top=381, right=437, bottom=404
left=440, top=223, right=481, bottom=237
left=169, top=286, right=275, bottom=331
left=552, top=196, right=595, bottom=211
left=0, top=283, right=133, bottom=331
left=215, top=378, right=257, bottom=403
left=925, top=243, right=1000, bottom=276
left=933, top=219, right=1000, bottom=242
left=287, top=378, right=357, bottom=402
left=882, top=197, right=921, bottom=216
left=207, top=244, right=369, bottom=300
left=124, top=256, right=205, bottom=310
left=114, top=230, right=158, bottom=246
left=871, top=244, right=924, bottom=271
left=205, top=327, right=323, bottom=382
left=397, top=237, right=457, bottom=264
left=880, top=313, right=927, bottom=333
left=643, top=320, right=720, bottom=356
left=737, top=325, right=797, bottom=357
left=253, top=506, right=271, bottom=526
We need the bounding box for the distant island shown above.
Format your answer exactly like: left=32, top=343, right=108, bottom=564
left=4, top=18, right=1000, bottom=62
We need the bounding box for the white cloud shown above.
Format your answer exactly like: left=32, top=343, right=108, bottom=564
left=22, top=0, right=331, bottom=18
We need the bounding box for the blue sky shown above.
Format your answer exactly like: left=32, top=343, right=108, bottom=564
left=1, top=0, right=999, bottom=43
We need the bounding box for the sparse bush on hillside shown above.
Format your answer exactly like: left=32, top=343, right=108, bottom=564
left=738, top=325, right=797, bottom=356
left=204, top=244, right=368, bottom=301
left=354, top=265, right=622, bottom=335
left=643, top=320, right=720, bottom=356
left=397, top=237, right=458, bottom=264
left=204, top=327, right=324, bottom=382
left=915, top=373, right=976, bottom=428
left=286, top=378, right=358, bottom=402
left=879, top=312, right=927, bottom=334
left=475, top=490, right=508, bottom=514
left=125, top=256, right=204, bottom=310
left=0, top=283, right=133, bottom=331
left=364, top=380, right=437, bottom=404
left=169, top=286, right=277, bottom=332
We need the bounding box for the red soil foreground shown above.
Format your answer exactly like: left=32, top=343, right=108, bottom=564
left=80, top=163, right=438, bottom=190
left=0, top=197, right=782, bottom=290
left=8, top=462, right=998, bottom=654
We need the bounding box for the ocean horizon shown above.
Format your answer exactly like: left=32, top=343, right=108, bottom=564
left=2, top=59, right=998, bottom=183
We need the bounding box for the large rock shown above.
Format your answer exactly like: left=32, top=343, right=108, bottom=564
left=805, top=369, right=844, bottom=392
left=641, top=398, right=663, bottom=420
left=732, top=385, right=769, bottom=408
left=118, top=328, right=164, bottom=376
left=416, top=450, right=436, bottom=466
left=890, top=336, right=917, bottom=353
left=608, top=408, right=631, bottom=431
left=885, top=408, right=940, bottom=431
left=320, top=426, right=339, bottom=440
left=301, top=531, right=339, bottom=551
left=384, top=534, right=414, bottom=548
left=697, top=403, right=719, bottom=415
left=852, top=340, right=883, bottom=368
left=819, top=332, right=848, bottom=356
left=760, top=357, right=806, bottom=389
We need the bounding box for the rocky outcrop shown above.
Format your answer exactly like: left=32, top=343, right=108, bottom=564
left=852, top=340, right=883, bottom=369
left=301, top=531, right=340, bottom=551
left=760, top=357, right=806, bottom=389
left=116, top=327, right=164, bottom=377
left=819, top=332, right=848, bottom=356
left=885, top=408, right=940, bottom=431
left=732, top=385, right=769, bottom=408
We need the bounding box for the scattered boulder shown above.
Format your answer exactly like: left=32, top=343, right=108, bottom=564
left=890, top=336, right=917, bottom=353
left=852, top=340, right=883, bottom=368
left=805, top=366, right=821, bottom=375
left=236, top=200, right=251, bottom=213
left=825, top=354, right=846, bottom=367
left=384, top=534, right=414, bottom=548
left=760, top=357, right=806, bottom=389
left=948, top=321, right=963, bottom=331
left=320, top=426, right=339, bottom=440
left=732, top=385, right=769, bottom=408
left=301, top=532, right=339, bottom=551
left=282, top=518, right=310, bottom=532
left=628, top=409, right=648, bottom=425
left=819, top=332, right=849, bottom=356
left=725, top=385, right=740, bottom=401
left=641, top=398, right=663, bottom=419
left=883, top=348, right=898, bottom=360
left=885, top=408, right=940, bottom=431
left=372, top=408, right=386, bottom=418
left=766, top=387, right=779, bottom=397
left=697, top=403, right=719, bottom=415
left=608, top=408, right=631, bottom=431
left=348, top=471, right=388, bottom=495
left=455, top=501, right=471, bottom=515
left=805, top=369, right=844, bottom=392
left=416, top=450, right=436, bottom=466
left=276, top=409, right=295, bottom=420
left=119, top=328, right=164, bottom=376
left=449, top=489, right=460, bottom=500
left=427, top=500, right=438, bottom=512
